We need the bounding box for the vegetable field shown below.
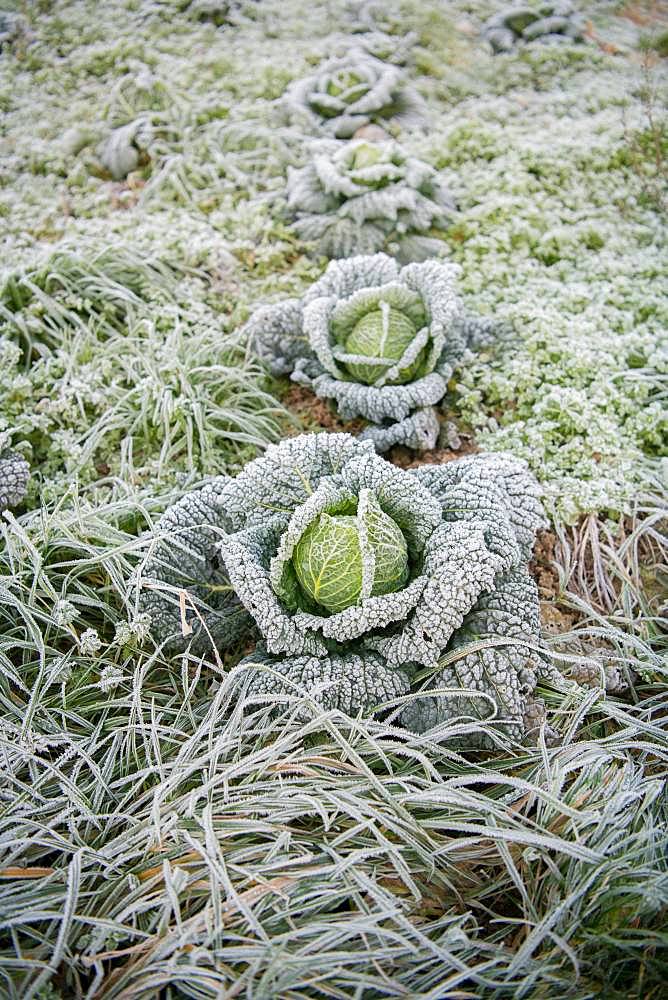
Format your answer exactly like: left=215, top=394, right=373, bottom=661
left=1, top=1, right=666, bottom=997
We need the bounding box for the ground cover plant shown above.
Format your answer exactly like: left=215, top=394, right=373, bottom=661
left=0, top=1, right=666, bottom=997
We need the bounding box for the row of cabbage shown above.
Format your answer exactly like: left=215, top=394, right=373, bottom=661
left=134, top=14, right=598, bottom=743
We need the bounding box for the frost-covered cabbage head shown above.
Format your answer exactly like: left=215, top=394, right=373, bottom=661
left=138, top=433, right=549, bottom=742
left=245, top=253, right=497, bottom=452
left=286, top=138, right=455, bottom=263
left=284, top=50, right=424, bottom=139
left=482, top=2, right=585, bottom=53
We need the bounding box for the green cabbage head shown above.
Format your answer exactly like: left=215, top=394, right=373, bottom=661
left=245, top=253, right=499, bottom=452
left=284, top=490, right=409, bottom=613
left=138, top=433, right=553, bottom=744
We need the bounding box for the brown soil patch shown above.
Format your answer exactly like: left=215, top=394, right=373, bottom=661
left=282, top=384, right=365, bottom=435
left=388, top=435, right=478, bottom=470
left=530, top=529, right=580, bottom=634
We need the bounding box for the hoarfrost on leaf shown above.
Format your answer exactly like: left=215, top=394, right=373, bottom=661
left=481, top=2, right=586, bottom=53
left=0, top=449, right=29, bottom=512
left=137, top=478, right=254, bottom=654
left=97, top=120, right=151, bottom=181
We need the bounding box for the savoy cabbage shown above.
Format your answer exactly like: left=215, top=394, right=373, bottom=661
left=138, top=432, right=554, bottom=742
left=97, top=120, right=151, bottom=181
left=0, top=10, right=30, bottom=53
left=283, top=49, right=425, bottom=139
left=481, top=2, right=585, bottom=53
left=286, top=137, right=455, bottom=262
left=245, top=253, right=498, bottom=451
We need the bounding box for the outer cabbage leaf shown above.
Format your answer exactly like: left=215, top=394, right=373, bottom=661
left=242, top=297, right=306, bottom=376
left=217, top=432, right=373, bottom=531
left=237, top=645, right=411, bottom=718
left=411, top=451, right=547, bottom=559
left=400, top=567, right=542, bottom=740
left=0, top=449, right=29, bottom=512
left=358, top=407, right=441, bottom=452
left=137, top=479, right=253, bottom=653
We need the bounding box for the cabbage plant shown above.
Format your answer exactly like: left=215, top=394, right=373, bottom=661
left=482, top=2, right=585, bottom=53
left=0, top=448, right=29, bottom=512
left=245, top=253, right=498, bottom=451
left=138, top=433, right=551, bottom=742
left=286, top=138, right=455, bottom=263
left=284, top=50, right=424, bottom=139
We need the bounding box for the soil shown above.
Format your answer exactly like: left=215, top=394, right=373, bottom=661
left=282, top=384, right=366, bottom=435
left=530, top=529, right=580, bottom=634
left=388, top=435, right=478, bottom=470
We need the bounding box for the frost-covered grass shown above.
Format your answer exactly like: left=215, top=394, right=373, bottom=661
left=1, top=0, right=667, bottom=996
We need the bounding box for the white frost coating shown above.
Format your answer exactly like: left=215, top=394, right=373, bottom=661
left=136, top=433, right=547, bottom=737
left=97, top=120, right=151, bottom=181
left=358, top=407, right=441, bottom=452
left=283, top=50, right=425, bottom=139
left=286, top=138, right=455, bottom=262
left=356, top=488, right=377, bottom=602
left=245, top=254, right=492, bottom=453
left=241, top=298, right=306, bottom=376
left=400, top=567, right=545, bottom=743
left=0, top=449, right=29, bottom=512
left=411, top=451, right=548, bottom=559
